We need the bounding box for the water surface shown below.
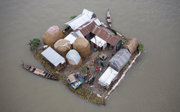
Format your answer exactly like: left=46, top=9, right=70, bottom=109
left=0, top=0, right=180, bottom=112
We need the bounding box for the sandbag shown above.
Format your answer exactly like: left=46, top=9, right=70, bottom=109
left=42, top=25, right=65, bottom=47
left=66, top=49, right=82, bottom=68
left=73, top=37, right=90, bottom=57
left=54, top=39, right=71, bottom=56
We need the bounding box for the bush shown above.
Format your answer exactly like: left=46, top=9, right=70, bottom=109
left=70, top=15, right=77, bottom=19
left=138, top=43, right=144, bottom=51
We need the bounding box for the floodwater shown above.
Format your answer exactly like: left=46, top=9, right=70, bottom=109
left=0, top=0, right=180, bottom=112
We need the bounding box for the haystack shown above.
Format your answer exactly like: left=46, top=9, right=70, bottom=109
left=66, top=49, right=82, bottom=68
left=54, top=39, right=71, bottom=56
left=123, top=38, right=139, bottom=54
left=73, top=37, right=90, bottom=57
left=42, top=25, right=65, bottom=47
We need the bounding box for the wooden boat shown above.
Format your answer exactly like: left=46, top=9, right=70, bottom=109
left=106, top=8, right=112, bottom=28
left=21, top=61, right=58, bottom=80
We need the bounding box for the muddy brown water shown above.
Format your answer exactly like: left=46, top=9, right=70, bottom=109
left=0, top=0, right=180, bottom=112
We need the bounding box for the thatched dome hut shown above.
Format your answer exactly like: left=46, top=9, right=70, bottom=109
left=54, top=39, right=71, bottom=56
left=66, top=49, right=82, bottom=68
left=42, top=25, right=65, bottom=47
left=73, top=37, right=90, bottom=58
left=123, top=38, right=139, bottom=54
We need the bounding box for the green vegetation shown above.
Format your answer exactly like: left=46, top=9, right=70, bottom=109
left=138, top=43, right=144, bottom=51
left=70, top=15, right=77, bottom=19
left=28, top=38, right=40, bottom=50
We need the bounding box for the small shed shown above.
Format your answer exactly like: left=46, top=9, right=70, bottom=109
left=98, top=67, right=118, bottom=88
left=109, top=48, right=131, bottom=72
left=41, top=47, right=66, bottom=68
left=90, top=35, right=107, bottom=50
left=123, top=38, right=139, bottom=54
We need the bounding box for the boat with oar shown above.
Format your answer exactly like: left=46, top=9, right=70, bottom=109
left=21, top=61, right=58, bottom=80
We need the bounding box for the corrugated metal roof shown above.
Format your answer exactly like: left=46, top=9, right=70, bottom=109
left=92, top=25, right=122, bottom=46
left=98, top=67, right=118, bottom=87
left=109, top=48, right=131, bottom=72
left=41, top=47, right=65, bottom=67
left=73, top=19, right=96, bottom=36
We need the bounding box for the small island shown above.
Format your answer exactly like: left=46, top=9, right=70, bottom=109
left=27, top=9, right=143, bottom=105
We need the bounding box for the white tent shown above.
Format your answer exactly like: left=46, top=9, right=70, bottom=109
left=91, top=35, right=107, bottom=50
left=41, top=47, right=65, bottom=67
left=65, top=9, right=94, bottom=30
left=98, top=67, right=118, bottom=88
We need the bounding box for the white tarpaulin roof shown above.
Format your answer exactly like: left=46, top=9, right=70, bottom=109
left=64, top=32, right=77, bottom=44
left=91, top=35, right=107, bottom=48
left=65, top=9, right=94, bottom=30
left=41, top=47, right=65, bottom=67
left=98, top=67, right=118, bottom=87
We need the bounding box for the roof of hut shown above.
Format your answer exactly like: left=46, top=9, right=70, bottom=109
left=123, top=38, right=139, bottom=54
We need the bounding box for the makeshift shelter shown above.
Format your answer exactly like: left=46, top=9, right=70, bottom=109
left=54, top=39, right=71, bottom=56
left=41, top=47, right=66, bottom=70
left=65, top=9, right=95, bottom=30
left=123, top=38, right=139, bottom=54
left=66, top=49, right=82, bottom=68
left=73, top=37, right=91, bottom=57
left=98, top=67, right=118, bottom=88
left=90, top=35, right=107, bottom=50
left=42, top=25, right=65, bottom=46
left=109, top=48, right=131, bottom=72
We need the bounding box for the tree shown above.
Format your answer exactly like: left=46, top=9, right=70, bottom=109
left=28, top=38, right=41, bottom=50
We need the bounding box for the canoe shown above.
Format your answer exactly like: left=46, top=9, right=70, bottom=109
left=106, top=8, right=112, bottom=28
left=22, top=61, right=58, bottom=80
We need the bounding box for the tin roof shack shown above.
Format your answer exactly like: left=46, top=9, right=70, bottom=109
left=109, top=48, right=131, bottom=72
left=123, top=38, right=139, bottom=54
left=98, top=67, right=118, bottom=88
left=65, top=9, right=96, bottom=30
left=41, top=47, right=66, bottom=71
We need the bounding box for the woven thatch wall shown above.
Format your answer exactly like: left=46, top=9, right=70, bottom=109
left=123, top=38, right=139, bottom=54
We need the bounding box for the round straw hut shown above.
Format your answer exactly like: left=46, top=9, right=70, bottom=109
left=73, top=37, right=91, bottom=58
left=42, top=25, right=65, bottom=47
left=123, top=38, right=139, bottom=54
left=54, top=39, right=71, bottom=56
